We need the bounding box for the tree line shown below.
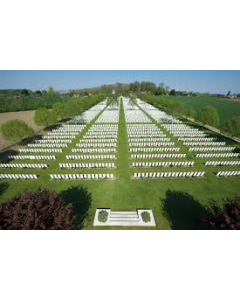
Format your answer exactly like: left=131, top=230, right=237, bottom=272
left=0, top=87, right=67, bottom=113
left=0, top=93, right=106, bottom=143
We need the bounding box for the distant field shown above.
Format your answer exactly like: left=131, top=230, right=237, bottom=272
left=0, top=110, right=43, bottom=149
left=164, top=96, right=240, bottom=123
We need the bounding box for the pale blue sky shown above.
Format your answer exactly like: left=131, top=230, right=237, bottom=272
left=0, top=70, right=239, bottom=94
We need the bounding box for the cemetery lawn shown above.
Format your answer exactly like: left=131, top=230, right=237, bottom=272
left=0, top=99, right=240, bottom=229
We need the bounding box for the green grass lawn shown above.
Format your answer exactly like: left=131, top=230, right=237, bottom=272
left=164, top=96, right=240, bottom=123
left=1, top=98, right=240, bottom=229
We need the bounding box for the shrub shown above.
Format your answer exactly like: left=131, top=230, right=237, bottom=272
left=1, top=119, right=34, bottom=142
left=98, top=210, right=108, bottom=222
left=34, top=107, right=57, bottom=127
left=0, top=188, right=74, bottom=230
left=141, top=211, right=151, bottom=223
left=205, top=197, right=240, bottom=230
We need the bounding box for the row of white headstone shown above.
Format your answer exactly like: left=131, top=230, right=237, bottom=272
left=72, top=148, right=117, bottom=153
left=129, top=137, right=170, bottom=142
left=19, top=149, right=62, bottom=153
left=0, top=174, right=38, bottom=179
left=183, top=142, right=226, bottom=146
left=37, top=139, right=72, bottom=143
left=8, top=155, right=56, bottom=160
left=129, top=148, right=180, bottom=153
left=47, top=133, right=77, bottom=137
left=52, top=125, right=85, bottom=131
left=50, top=174, right=114, bottom=180
left=80, top=138, right=117, bottom=143
left=216, top=171, right=240, bottom=177
left=196, top=153, right=240, bottom=158
left=27, top=143, right=68, bottom=147
left=189, top=147, right=235, bottom=152
left=83, top=133, right=117, bottom=138
left=131, top=153, right=186, bottom=159
left=76, top=143, right=117, bottom=148
left=178, top=137, right=216, bottom=141
left=133, top=172, right=205, bottom=178
left=59, top=163, right=115, bottom=169
left=66, top=154, right=116, bottom=160
left=0, top=163, right=48, bottom=169
left=129, top=142, right=175, bottom=147
left=205, top=161, right=240, bottom=166
left=132, top=161, right=194, bottom=168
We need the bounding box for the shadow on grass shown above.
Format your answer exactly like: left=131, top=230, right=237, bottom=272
left=59, top=186, right=92, bottom=229
left=162, top=190, right=208, bottom=230
left=58, top=118, right=71, bottom=123
left=0, top=149, right=19, bottom=163
left=19, top=134, right=43, bottom=146
left=0, top=182, right=9, bottom=196
left=45, top=124, right=60, bottom=131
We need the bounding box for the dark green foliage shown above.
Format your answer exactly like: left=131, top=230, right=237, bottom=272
left=21, top=89, right=30, bottom=96
left=98, top=210, right=108, bottom=222
left=1, top=119, right=34, bottom=142
left=0, top=92, right=63, bottom=113
left=141, top=211, right=151, bottom=223
left=0, top=188, right=74, bottom=230
left=206, top=197, right=240, bottom=230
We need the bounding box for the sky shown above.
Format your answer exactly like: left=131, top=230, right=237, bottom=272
left=0, top=70, right=239, bottom=94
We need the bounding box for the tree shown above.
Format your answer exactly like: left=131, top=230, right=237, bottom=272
left=183, top=106, right=196, bottom=118
left=222, top=115, right=240, bottom=137
left=1, top=119, right=34, bottom=142
left=35, top=90, right=42, bottom=96
left=20, top=89, right=29, bottom=96
left=48, top=86, right=55, bottom=94
left=34, top=107, right=57, bottom=127
left=52, top=102, right=66, bottom=120
left=0, top=188, right=74, bottom=230
left=205, top=197, right=240, bottom=230
left=197, top=106, right=220, bottom=127
left=169, top=89, right=176, bottom=96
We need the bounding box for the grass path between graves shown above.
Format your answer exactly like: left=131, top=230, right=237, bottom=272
left=1, top=98, right=240, bottom=229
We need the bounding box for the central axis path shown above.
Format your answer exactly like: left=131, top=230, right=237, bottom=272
left=116, top=97, right=131, bottom=180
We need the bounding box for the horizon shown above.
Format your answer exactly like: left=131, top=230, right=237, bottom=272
left=0, top=70, right=239, bottom=94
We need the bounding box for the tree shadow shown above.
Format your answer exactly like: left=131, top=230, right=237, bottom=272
left=0, top=182, right=9, bottom=196
left=59, top=186, right=92, bottom=229
left=162, top=190, right=208, bottom=230
left=59, top=118, right=71, bottom=123
left=19, top=134, right=43, bottom=146
left=45, top=124, right=60, bottom=131
left=0, top=149, right=19, bottom=163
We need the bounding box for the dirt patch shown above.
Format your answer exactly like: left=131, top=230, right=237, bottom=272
left=0, top=110, right=43, bottom=150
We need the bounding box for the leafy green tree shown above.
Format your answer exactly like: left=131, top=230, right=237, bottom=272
left=1, top=119, right=34, bottom=142
left=222, top=115, right=240, bottom=137
left=183, top=106, right=196, bottom=118
left=169, top=89, right=176, bottom=96
left=20, top=89, right=29, bottom=96
left=34, top=108, right=57, bottom=127
left=52, top=102, right=66, bottom=120
left=197, top=106, right=220, bottom=127
left=35, top=90, right=42, bottom=96
left=48, top=86, right=55, bottom=94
